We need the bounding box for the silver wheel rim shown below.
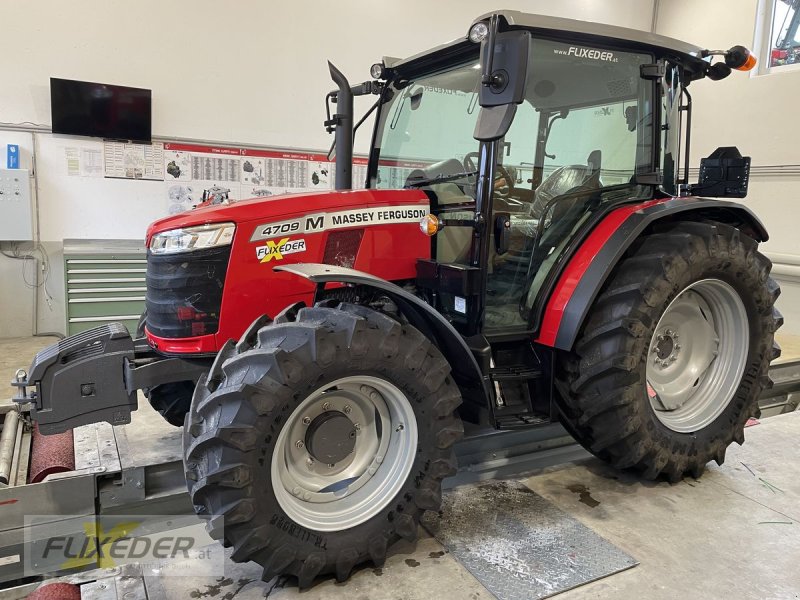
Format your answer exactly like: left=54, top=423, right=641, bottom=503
left=646, top=278, right=748, bottom=433
left=271, top=375, right=418, bottom=532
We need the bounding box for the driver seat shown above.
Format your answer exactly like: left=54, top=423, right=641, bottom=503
left=529, top=150, right=602, bottom=222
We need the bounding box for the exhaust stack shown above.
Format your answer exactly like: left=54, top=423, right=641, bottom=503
left=326, top=62, right=354, bottom=190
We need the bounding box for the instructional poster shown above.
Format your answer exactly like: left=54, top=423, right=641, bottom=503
left=162, top=143, right=343, bottom=213
left=103, top=141, right=165, bottom=180
left=59, top=137, right=431, bottom=215
left=67, top=140, right=386, bottom=214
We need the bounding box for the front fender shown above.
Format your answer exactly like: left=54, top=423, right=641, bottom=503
left=274, top=263, right=487, bottom=397
left=536, top=197, right=768, bottom=351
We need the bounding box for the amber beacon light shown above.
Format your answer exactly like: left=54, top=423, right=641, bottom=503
left=726, top=45, right=757, bottom=71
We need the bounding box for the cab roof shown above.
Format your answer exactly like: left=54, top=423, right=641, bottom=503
left=386, top=10, right=706, bottom=73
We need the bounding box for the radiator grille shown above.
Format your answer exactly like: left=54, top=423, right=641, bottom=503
left=145, top=246, right=231, bottom=338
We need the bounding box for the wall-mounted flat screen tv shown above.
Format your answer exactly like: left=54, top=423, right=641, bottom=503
left=50, top=78, right=152, bottom=142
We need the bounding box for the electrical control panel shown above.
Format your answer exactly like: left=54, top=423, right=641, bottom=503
left=0, top=169, right=33, bottom=241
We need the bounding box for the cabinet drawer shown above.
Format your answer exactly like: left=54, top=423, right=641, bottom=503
left=68, top=285, right=147, bottom=294
left=67, top=268, right=146, bottom=278
left=65, top=254, right=146, bottom=263
left=64, top=248, right=147, bottom=336
left=67, top=298, right=146, bottom=319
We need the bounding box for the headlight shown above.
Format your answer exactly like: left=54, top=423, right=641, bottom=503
left=149, top=222, right=235, bottom=255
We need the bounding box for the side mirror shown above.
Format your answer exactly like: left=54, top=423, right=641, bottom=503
left=478, top=30, right=532, bottom=107
left=470, top=23, right=531, bottom=141
left=494, top=213, right=511, bottom=255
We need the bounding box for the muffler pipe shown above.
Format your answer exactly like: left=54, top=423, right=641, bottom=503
left=328, top=61, right=354, bottom=190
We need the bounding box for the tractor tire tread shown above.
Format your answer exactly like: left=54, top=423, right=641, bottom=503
left=556, top=220, right=780, bottom=481
left=183, top=301, right=462, bottom=586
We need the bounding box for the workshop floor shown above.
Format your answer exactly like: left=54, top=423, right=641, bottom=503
left=3, top=335, right=800, bottom=599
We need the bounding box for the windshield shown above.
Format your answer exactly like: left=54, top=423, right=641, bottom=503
left=371, top=36, right=654, bottom=331
left=373, top=59, right=481, bottom=191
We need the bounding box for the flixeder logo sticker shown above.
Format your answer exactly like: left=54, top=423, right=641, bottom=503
left=554, top=46, right=618, bottom=63
left=256, top=238, right=306, bottom=263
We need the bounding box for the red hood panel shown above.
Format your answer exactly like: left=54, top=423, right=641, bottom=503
left=146, top=189, right=428, bottom=241
left=145, top=187, right=432, bottom=354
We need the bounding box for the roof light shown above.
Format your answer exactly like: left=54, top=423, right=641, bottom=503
left=420, top=214, right=441, bottom=236
left=725, top=45, right=757, bottom=71
left=469, top=22, right=489, bottom=44
left=370, top=62, right=385, bottom=80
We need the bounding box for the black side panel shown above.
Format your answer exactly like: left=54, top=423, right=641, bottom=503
left=553, top=198, right=768, bottom=351
left=146, top=245, right=231, bottom=338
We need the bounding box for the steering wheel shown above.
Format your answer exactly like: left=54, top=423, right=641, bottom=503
left=462, top=152, right=479, bottom=173
left=462, top=153, right=515, bottom=198
left=496, top=165, right=515, bottom=198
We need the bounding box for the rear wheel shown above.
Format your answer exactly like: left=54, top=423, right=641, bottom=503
left=557, top=221, right=782, bottom=481
left=183, top=302, right=463, bottom=586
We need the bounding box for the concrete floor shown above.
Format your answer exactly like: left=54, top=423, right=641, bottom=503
left=136, top=412, right=800, bottom=600
left=3, top=335, right=800, bottom=599
left=525, top=414, right=800, bottom=600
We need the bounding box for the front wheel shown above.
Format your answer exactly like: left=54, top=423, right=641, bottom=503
left=557, top=221, right=781, bottom=481
left=183, top=302, right=463, bottom=586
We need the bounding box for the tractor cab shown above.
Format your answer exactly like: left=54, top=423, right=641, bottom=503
left=331, top=12, right=754, bottom=338
left=374, top=27, right=658, bottom=334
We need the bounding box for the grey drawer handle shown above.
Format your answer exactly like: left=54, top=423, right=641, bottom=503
left=68, top=287, right=147, bottom=294
left=67, top=278, right=145, bottom=284
left=67, top=259, right=146, bottom=265
left=68, top=296, right=145, bottom=304
left=67, top=269, right=147, bottom=274
left=69, top=315, right=141, bottom=323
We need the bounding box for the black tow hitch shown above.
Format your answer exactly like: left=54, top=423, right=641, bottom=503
left=11, top=323, right=210, bottom=435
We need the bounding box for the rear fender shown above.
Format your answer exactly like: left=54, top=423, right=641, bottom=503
left=535, top=197, right=768, bottom=351
left=274, top=263, right=490, bottom=403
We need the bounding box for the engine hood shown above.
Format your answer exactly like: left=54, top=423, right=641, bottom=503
left=145, top=188, right=428, bottom=242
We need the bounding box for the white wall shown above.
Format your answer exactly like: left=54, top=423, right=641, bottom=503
left=655, top=0, right=800, bottom=334
left=1, top=0, right=656, bottom=154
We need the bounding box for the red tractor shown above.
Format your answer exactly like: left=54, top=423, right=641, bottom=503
left=14, top=11, right=781, bottom=586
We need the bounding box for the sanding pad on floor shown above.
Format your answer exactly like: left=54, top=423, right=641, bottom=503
left=421, top=480, right=637, bottom=600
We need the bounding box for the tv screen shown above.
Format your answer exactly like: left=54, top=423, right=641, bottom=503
left=50, top=78, right=152, bottom=142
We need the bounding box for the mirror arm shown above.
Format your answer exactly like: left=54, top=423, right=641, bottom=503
left=481, top=14, right=500, bottom=87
